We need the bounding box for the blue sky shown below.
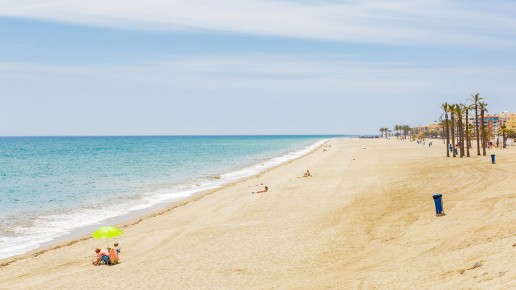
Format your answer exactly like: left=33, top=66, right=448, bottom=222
left=1, top=0, right=515, bottom=136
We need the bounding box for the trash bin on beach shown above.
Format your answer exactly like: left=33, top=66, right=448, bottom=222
left=432, top=194, right=445, bottom=216
left=491, top=154, right=496, bottom=164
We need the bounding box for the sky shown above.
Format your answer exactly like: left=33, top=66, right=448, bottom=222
left=1, top=0, right=515, bottom=136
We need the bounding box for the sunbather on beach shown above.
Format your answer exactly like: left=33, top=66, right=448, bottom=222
left=252, top=186, right=268, bottom=194
left=92, top=248, right=109, bottom=266
left=303, top=170, right=311, bottom=177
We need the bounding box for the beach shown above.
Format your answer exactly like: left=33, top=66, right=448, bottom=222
left=0, top=138, right=514, bottom=289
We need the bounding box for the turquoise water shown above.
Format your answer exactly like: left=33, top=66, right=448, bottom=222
left=0, top=135, right=340, bottom=259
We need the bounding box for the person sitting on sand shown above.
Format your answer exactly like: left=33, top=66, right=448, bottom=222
left=92, top=248, right=110, bottom=266
left=253, top=186, right=268, bottom=194
left=108, top=246, right=119, bottom=265
left=303, top=170, right=311, bottom=177
left=114, top=242, right=121, bottom=254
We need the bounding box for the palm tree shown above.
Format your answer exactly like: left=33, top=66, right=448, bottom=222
left=463, top=103, right=473, bottom=157
left=455, top=104, right=465, bottom=158
left=468, top=93, right=483, bottom=155
left=403, top=125, right=411, bottom=139
left=500, top=125, right=508, bottom=148
left=440, top=102, right=450, bottom=157
left=411, top=127, right=418, bottom=140
left=439, top=120, right=446, bottom=142
left=479, top=102, right=488, bottom=156
left=468, top=123, right=474, bottom=149
left=449, top=104, right=457, bottom=157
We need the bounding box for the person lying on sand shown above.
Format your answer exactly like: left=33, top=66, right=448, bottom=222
left=92, top=248, right=110, bottom=266
left=252, top=186, right=268, bottom=194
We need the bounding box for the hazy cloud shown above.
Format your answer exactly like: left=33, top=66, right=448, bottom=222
left=2, top=54, right=514, bottom=101
left=1, top=0, right=515, bottom=46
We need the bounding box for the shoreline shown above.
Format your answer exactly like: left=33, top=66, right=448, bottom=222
left=0, top=138, right=330, bottom=265
left=1, top=138, right=514, bottom=289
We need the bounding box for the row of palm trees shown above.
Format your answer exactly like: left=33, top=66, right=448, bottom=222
left=383, top=93, right=514, bottom=154
left=393, top=125, right=412, bottom=139
left=379, top=125, right=415, bottom=139
left=378, top=124, right=421, bottom=139
left=440, top=93, right=488, bottom=158
left=378, top=128, right=391, bottom=138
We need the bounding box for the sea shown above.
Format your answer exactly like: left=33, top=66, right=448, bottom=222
left=0, top=135, right=343, bottom=259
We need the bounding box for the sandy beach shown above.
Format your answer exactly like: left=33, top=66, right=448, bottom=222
left=0, top=138, right=514, bottom=289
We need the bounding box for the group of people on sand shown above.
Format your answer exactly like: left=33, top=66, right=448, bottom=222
left=92, top=242, right=121, bottom=266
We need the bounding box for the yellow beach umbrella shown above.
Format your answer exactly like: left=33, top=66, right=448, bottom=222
left=92, top=226, right=123, bottom=248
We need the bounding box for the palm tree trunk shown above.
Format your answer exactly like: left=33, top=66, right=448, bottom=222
left=466, top=109, right=470, bottom=157
left=459, top=113, right=464, bottom=158
left=481, top=111, right=486, bottom=156
left=475, top=105, right=480, bottom=155
left=445, top=118, right=450, bottom=157
left=451, top=114, right=456, bottom=158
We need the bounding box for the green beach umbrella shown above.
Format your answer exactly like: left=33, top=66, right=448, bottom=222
left=92, top=226, right=123, bottom=248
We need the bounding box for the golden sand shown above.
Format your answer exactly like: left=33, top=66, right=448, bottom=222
left=0, top=138, right=514, bottom=289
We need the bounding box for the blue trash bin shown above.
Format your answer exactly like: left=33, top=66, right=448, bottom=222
left=432, top=194, right=444, bottom=216
left=491, top=154, right=495, bottom=164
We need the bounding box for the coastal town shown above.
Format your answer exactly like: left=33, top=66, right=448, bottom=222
left=380, top=96, right=516, bottom=148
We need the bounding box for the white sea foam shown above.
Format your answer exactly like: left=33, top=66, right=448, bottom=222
left=219, top=139, right=326, bottom=181
left=0, top=138, right=328, bottom=260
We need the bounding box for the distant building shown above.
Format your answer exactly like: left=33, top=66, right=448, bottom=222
left=505, top=113, right=516, bottom=131
left=468, top=114, right=500, bottom=130
left=485, top=114, right=500, bottom=134
left=468, top=115, right=477, bottom=126
left=417, top=122, right=443, bottom=137
left=427, top=122, right=443, bottom=131
left=458, top=112, right=514, bottom=138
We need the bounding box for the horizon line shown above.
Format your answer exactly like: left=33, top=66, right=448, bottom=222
left=0, top=134, right=360, bottom=138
